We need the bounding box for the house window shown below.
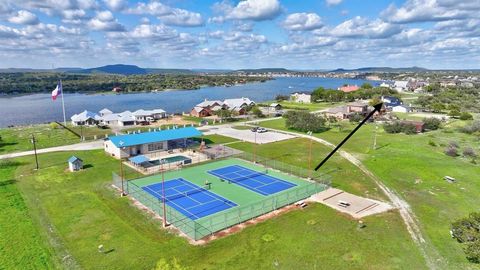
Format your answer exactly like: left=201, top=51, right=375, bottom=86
left=147, top=142, right=164, bottom=152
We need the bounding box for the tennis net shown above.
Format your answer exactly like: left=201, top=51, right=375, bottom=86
left=163, top=187, right=207, bottom=201
left=224, top=170, right=268, bottom=184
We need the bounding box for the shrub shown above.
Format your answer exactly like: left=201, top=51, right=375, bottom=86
left=251, top=106, right=265, bottom=118
left=49, top=122, right=60, bottom=129
left=403, top=123, right=417, bottom=135
left=384, top=121, right=417, bottom=134
left=460, top=112, right=474, bottom=121
left=445, top=147, right=459, bottom=157
left=284, top=110, right=326, bottom=132
left=451, top=212, right=480, bottom=263
left=275, top=94, right=289, bottom=102
left=461, top=121, right=480, bottom=134
left=463, top=147, right=477, bottom=158
left=428, top=140, right=437, bottom=147
left=349, top=113, right=364, bottom=123
left=422, top=117, right=441, bottom=130
left=449, top=141, right=459, bottom=148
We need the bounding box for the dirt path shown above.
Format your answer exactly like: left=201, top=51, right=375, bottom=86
left=242, top=123, right=439, bottom=269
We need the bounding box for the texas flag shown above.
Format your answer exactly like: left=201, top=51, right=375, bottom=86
left=51, top=80, right=62, bottom=101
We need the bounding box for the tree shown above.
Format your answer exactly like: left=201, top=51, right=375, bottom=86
left=369, top=96, right=382, bottom=106
left=448, top=109, right=461, bottom=118
left=251, top=106, right=265, bottom=118
left=275, top=95, right=289, bottom=102
left=460, top=112, right=474, bottom=121
left=215, top=109, right=232, bottom=121
left=361, top=83, right=373, bottom=89
left=349, top=113, right=364, bottom=123
left=422, top=117, right=441, bottom=130
left=283, top=110, right=326, bottom=132
left=432, top=102, right=446, bottom=113
left=445, top=146, right=459, bottom=157
left=451, top=212, right=480, bottom=263
left=463, top=147, right=477, bottom=162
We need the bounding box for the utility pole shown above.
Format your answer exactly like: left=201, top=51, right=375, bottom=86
left=253, top=125, right=257, bottom=163
left=307, top=131, right=313, bottom=179
left=31, top=134, right=39, bottom=170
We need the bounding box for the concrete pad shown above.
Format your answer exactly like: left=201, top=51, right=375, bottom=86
left=204, top=127, right=296, bottom=144
left=310, top=188, right=394, bottom=219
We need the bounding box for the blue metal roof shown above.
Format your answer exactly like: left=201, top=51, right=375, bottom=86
left=129, top=155, right=150, bottom=164
left=68, top=156, right=82, bottom=163
left=107, top=127, right=202, bottom=148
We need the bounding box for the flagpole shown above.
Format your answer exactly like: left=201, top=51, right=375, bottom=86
left=60, top=80, right=67, bottom=126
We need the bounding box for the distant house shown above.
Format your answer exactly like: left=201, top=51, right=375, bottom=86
left=270, top=103, right=282, bottom=111
left=290, top=92, right=311, bottom=103
left=392, top=105, right=411, bottom=113
left=190, top=97, right=254, bottom=117
left=324, top=102, right=369, bottom=120
left=68, top=156, right=83, bottom=172
left=402, top=120, right=424, bottom=133
left=99, top=108, right=113, bottom=117
left=380, top=82, right=393, bottom=88
left=223, top=97, right=255, bottom=109
left=118, top=111, right=136, bottom=126
left=190, top=106, right=211, bottom=117
left=112, top=86, right=122, bottom=92
left=71, top=110, right=101, bottom=126
left=394, top=81, right=409, bottom=92
left=338, top=85, right=360, bottom=93
left=381, top=96, right=402, bottom=108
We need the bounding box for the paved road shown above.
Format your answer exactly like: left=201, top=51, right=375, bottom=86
left=0, top=140, right=104, bottom=160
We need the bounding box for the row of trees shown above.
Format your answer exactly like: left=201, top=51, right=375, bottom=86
left=0, top=73, right=265, bottom=94
left=415, top=87, right=480, bottom=113
left=384, top=118, right=441, bottom=135
left=310, top=85, right=398, bottom=103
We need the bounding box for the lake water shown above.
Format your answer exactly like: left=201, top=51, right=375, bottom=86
left=0, top=77, right=376, bottom=127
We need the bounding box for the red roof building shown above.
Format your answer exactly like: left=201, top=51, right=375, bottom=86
left=338, top=85, right=360, bottom=93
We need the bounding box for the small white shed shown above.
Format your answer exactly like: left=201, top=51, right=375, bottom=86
left=68, top=156, right=83, bottom=172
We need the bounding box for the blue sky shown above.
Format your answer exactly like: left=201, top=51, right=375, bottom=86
left=0, top=0, right=479, bottom=69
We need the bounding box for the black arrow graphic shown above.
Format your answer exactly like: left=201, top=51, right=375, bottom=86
left=314, top=102, right=383, bottom=171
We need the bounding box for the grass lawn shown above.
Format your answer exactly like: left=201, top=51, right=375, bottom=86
left=3, top=144, right=426, bottom=269
left=258, top=117, right=480, bottom=269
left=0, top=124, right=80, bottom=154
left=0, top=160, right=56, bottom=269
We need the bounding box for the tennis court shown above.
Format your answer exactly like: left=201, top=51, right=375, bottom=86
left=208, top=165, right=297, bottom=196
left=142, top=178, right=237, bottom=220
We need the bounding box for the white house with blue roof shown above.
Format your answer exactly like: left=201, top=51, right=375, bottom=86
left=104, top=127, right=202, bottom=158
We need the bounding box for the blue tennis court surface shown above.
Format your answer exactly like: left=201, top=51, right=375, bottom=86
left=142, top=178, right=237, bottom=220
left=208, top=165, right=297, bottom=196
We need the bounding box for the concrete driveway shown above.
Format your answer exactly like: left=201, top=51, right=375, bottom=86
left=204, top=127, right=296, bottom=144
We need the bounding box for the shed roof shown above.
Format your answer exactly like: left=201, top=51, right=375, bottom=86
left=107, top=127, right=202, bottom=148
left=68, top=156, right=82, bottom=163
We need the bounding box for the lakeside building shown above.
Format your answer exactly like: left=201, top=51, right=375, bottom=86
left=338, top=85, right=360, bottom=93
left=323, top=102, right=369, bottom=120
left=104, top=126, right=202, bottom=159
left=71, top=108, right=166, bottom=126
left=190, top=97, right=255, bottom=117
left=290, top=92, right=311, bottom=103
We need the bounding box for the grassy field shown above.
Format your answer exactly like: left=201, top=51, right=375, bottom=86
left=0, top=124, right=80, bottom=154
left=0, top=160, right=56, bottom=269
left=2, top=141, right=426, bottom=269
left=259, top=117, right=480, bottom=269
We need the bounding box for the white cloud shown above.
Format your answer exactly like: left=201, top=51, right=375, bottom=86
left=283, top=13, right=323, bottom=31
left=88, top=10, right=125, bottom=31
left=326, top=0, right=343, bottom=6
left=103, top=0, right=126, bottom=11
left=330, top=16, right=401, bottom=39
left=214, top=0, right=282, bottom=21
left=381, top=0, right=479, bottom=23
left=8, top=10, right=39, bottom=25
left=128, top=1, right=204, bottom=27
left=129, top=24, right=177, bottom=41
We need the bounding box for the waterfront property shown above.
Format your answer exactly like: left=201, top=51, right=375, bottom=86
left=338, top=85, right=360, bottom=92
left=71, top=107, right=167, bottom=127
left=290, top=92, right=311, bottom=103
left=190, top=97, right=255, bottom=117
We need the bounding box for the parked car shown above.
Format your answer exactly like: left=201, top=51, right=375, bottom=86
left=250, top=127, right=259, bottom=132
left=257, top=127, right=268, bottom=133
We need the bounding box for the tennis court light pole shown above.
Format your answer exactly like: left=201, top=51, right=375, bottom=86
left=160, top=159, right=167, bottom=227
left=31, top=134, right=39, bottom=170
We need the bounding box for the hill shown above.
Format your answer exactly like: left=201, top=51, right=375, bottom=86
left=73, top=64, right=147, bottom=75
left=329, top=66, right=429, bottom=73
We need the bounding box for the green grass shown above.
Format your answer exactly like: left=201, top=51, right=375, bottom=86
left=0, top=124, right=80, bottom=154
left=258, top=117, right=480, bottom=269
left=3, top=143, right=426, bottom=269
left=0, top=160, right=55, bottom=269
